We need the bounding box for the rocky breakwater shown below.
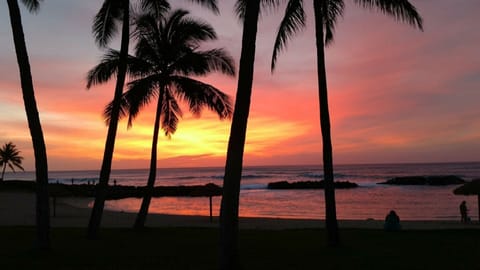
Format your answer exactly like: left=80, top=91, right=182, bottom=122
left=267, top=180, right=358, bottom=190
left=378, top=175, right=465, bottom=186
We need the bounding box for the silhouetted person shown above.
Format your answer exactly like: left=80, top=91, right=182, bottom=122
left=460, top=201, right=468, bottom=223
left=384, top=210, right=401, bottom=231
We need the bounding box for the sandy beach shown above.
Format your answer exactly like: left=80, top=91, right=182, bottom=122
left=1, top=190, right=478, bottom=230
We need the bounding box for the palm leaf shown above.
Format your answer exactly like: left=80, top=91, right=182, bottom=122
left=86, top=49, right=152, bottom=89
left=171, top=76, right=233, bottom=119
left=187, top=0, right=219, bottom=14
left=161, top=88, right=183, bottom=136
left=235, top=0, right=283, bottom=20
left=20, top=0, right=42, bottom=13
left=165, top=9, right=217, bottom=48
left=103, top=93, right=130, bottom=126
left=140, top=0, right=170, bottom=18
left=86, top=49, right=122, bottom=89
left=271, top=0, right=306, bottom=71
left=354, top=0, right=423, bottom=30
left=123, top=75, right=161, bottom=127
left=174, top=49, right=236, bottom=77
left=92, top=0, right=124, bottom=47
left=323, top=0, right=345, bottom=45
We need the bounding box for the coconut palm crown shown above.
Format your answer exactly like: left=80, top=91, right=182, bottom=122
left=87, top=0, right=220, bottom=239
left=87, top=9, right=235, bottom=229
left=0, top=142, right=25, bottom=181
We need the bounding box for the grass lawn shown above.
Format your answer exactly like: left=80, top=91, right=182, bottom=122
left=0, top=227, right=479, bottom=269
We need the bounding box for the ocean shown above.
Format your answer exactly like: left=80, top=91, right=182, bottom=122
left=4, top=162, right=480, bottom=221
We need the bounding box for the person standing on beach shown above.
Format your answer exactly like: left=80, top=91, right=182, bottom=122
left=460, top=201, right=468, bottom=223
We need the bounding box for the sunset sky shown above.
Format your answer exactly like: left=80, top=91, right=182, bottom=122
left=0, top=0, right=479, bottom=171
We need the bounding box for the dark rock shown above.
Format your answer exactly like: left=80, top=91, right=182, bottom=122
left=0, top=180, right=222, bottom=199
left=267, top=180, right=358, bottom=190
left=378, top=175, right=465, bottom=186
left=425, top=175, right=465, bottom=185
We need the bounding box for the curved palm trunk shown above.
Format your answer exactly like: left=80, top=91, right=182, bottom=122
left=134, top=87, right=164, bottom=230
left=7, top=0, right=50, bottom=250
left=88, top=0, right=130, bottom=239
left=219, top=1, right=260, bottom=269
left=313, top=0, right=339, bottom=247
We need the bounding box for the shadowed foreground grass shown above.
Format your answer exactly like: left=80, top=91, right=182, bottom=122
left=0, top=227, right=479, bottom=269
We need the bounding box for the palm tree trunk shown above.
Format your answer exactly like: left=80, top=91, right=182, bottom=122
left=219, top=1, right=260, bottom=269
left=7, top=0, right=50, bottom=250
left=87, top=0, right=130, bottom=239
left=134, top=87, right=164, bottom=230
left=1, top=163, right=6, bottom=181
left=477, top=195, right=480, bottom=222
left=313, top=0, right=339, bottom=247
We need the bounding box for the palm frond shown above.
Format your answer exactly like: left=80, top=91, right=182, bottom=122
left=20, top=0, right=42, bottom=13
left=322, top=0, right=345, bottom=46
left=171, top=76, right=233, bottom=119
left=8, top=161, right=24, bottom=172
left=174, top=49, right=236, bottom=77
left=188, top=0, right=219, bottom=14
left=92, top=0, right=124, bottom=47
left=103, top=94, right=130, bottom=126
left=165, top=9, right=217, bottom=48
left=86, top=49, right=122, bottom=89
left=123, top=76, right=161, bottom=127
left=140, top=0, right=170, bottom=18
left=174, top=18, right=217, bottom=47
left=354, top=0, right=423, bottom=30
left=161, top=88, right=183, bottom=136
left=134, top=14, right=165, bottom=64
left=271, top=0, right=305, bottom=71
left=86, top=49, right=151, bottom=89
left=234, top=0, right=247, bottom=19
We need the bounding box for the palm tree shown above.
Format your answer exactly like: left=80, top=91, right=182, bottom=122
left=87, top=9, right=234, bottom=230
left=219, top=1, right=261, bottom=269
left=6, top=0, right=50, bottom=250
left=270, top=0, right=423, bottom=246
left=0, top=142, right=25, bottom=181
left=87, top=0, right=219, bottom=239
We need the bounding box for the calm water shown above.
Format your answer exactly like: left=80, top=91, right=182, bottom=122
left=5, top=162, right=480, bottom=221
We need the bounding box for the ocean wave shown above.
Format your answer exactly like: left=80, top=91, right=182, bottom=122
left=300, top=172, right=322, bottom=179
left=170, top=176, right=197, bottom=180
left=240, top=184, right=268, bottom=190
left=211, top=174, right=272, bottom=179
left=299, top=172, right=351, bottom=179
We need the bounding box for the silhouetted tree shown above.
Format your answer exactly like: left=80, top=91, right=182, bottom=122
left=271, top=0, right=423, bottom=246
left=87, top=9, right=234, bottom=230
left=219, top=1, right=262, bottom=269
left=6, top=0, right=50, bottom=250
left=0, top=142, right=25, bottom=181
left=86, top=0, right=218, bottom=239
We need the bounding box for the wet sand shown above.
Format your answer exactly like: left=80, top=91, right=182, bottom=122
left=1, top=191, right=478, bottom=230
